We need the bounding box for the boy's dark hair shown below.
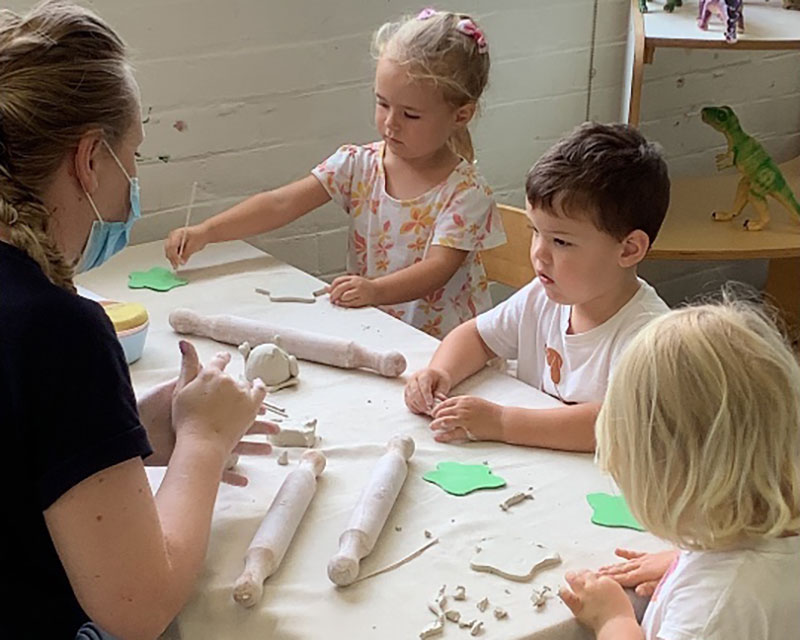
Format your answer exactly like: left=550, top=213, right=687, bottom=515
left=525, top=122, right=670, bottom=246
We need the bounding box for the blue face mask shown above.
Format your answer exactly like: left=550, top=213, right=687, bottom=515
left=76, top=140, right=141, bottom=273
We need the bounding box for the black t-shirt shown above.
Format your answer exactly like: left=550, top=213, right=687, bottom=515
left=0, top=241, right=152, bottom=638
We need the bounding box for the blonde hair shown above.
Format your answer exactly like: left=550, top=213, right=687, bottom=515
left=372, top=9, right=490, bottom=163
left=596, top=301, right=800, bottom=550
left=0, top=0, right=138, bottom=292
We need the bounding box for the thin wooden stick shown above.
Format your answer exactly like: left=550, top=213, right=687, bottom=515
left=177, top=181, right=198, bottom=263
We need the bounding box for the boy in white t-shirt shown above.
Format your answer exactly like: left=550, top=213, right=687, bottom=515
left=404, top=122, right=671, bottom=450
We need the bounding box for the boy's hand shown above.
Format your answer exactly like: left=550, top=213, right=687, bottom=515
left=328, top=275, right=378, bottom=307
left=559, top=570, right=638, bottom=636
left=165, top=224, right=210, bottom=269
left=596, top=548, right=678, bottom=597
left=429, top=395, right=503, bottom=442
left=404, top=367, right=452, bottom=415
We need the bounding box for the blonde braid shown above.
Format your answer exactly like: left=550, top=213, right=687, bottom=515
left=0, top=165, right=76, bottom=292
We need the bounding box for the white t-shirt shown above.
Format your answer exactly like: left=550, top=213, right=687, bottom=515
left=642, top=537, right=800, bottom=640
left=475, top=277, right=668, bottom=403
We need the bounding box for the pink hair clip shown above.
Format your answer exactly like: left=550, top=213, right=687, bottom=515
left=417, top=7, right=438, bottom=20
left=456, top=18, right=488, bottom=54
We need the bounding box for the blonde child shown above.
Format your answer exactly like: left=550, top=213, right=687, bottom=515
left=405, top=122, right=670, bottom=450
left=560, top=302, right=800, bottom=640
left=165, top=9, right=506, bottom=337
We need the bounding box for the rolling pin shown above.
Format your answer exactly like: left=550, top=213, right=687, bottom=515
left=232, top=450, right=326, bottom=607
left=327, top=435, right=415, bottom=586
left=169, top=308, right=406, bottom=377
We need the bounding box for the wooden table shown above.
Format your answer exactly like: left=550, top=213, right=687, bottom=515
left=77, top=240, right=661, bottom=640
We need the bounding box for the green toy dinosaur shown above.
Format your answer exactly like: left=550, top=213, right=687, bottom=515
left=701, top=105, right=800, bottom=231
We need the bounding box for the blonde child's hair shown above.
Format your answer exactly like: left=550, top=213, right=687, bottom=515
left=0, top=0, right=138, bottom=292
left=372, top=9, right=490, bottom=163
left=596, top=300, right=800, bottom=550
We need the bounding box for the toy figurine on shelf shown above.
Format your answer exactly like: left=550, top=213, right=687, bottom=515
left=638, top=0, right=682, bottom=12
left=698, top=0, right=744, bottom=43
left=701, top=106, right=800, bottom=231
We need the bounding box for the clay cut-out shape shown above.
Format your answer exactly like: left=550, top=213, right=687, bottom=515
left=269, top=418, right=318, bottom=448
left=586, top=493, right=645, bottom=532
left=470, top=537, right=561, bottom=582
left=423, top=462, right=506, bottom=496
left=128, top=266, right=188, bottom=292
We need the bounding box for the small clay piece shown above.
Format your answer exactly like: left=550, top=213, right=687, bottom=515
left=422, top=462, right=507, bottom=496
left=395, top=526, right=402, bottom=532
left=500, top=491, right=534, bottom=511
left=313, top=286, right=328, bottom=297
left=169, top=309, right=407, bottom=377
left=493, top=607, right=508, bottom=620
left=476, top=597, right=489, bottom=612
left=531, top=585, right=552, bottom=609
left=419, top=620, right=443, bottom=639
left=239, top=340, right=299, bottom=392
left=424, top=529, right=433, bottom=539
left=328, top=435, right=415, bottom=586
left=470, top=621, right=484, bottom=636
left=350, top=538, right=439, bottom=585
left=453, top=585, right=466, bottom=601
left=459, top=619, right=476, bottom=629
left=269, top=418, right=318, bottom=448
left=420, top=589, right=446, bottom=639
left=233, top=451, right=325, bottom=608
left=276, top=450, right=289, bottom=465
left=255, top=287, right=316, bottom=304
left=470, top=537, right=561, bottom=582
left=444, top=610, right=461, bottom=623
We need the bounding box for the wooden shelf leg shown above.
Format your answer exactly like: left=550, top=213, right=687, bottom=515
left=764, top=257, right=800, bottom=339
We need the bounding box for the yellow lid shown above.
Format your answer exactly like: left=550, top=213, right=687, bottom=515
left=101, top=301, right=149, bottom=332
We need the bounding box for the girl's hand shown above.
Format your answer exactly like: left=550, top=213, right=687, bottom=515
left=429, top=395, right=503, bottom=442
left=164, top=223, right=210, bottom=269
left=328, top=275, right=379, bottom=307
left=559, top=570, right=638, bottom=636
left=171, top=341, right=269, bottom=467
left=404, top=367, right=452, bottom=415
left=596, top=548, right=678, bottom=597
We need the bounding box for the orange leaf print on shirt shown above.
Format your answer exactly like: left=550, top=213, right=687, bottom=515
left=545, top=347, right=563, bottom=385
left=350, top=181, right=371, bottom=217
left=421, top=314, right=444, bottom=337
left=399, top=204, right=434, bottom=235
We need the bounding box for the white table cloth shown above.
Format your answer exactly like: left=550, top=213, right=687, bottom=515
left=77, top=240, right=662, bottom=640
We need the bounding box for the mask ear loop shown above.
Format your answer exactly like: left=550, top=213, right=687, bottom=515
left=102, top=139, right=134, bottom=183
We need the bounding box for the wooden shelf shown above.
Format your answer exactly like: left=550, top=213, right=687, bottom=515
left=640, top=0, right=800, bottom=50
left=650, top=156, right=800, bottom=260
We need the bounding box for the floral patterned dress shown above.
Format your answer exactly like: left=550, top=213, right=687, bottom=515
left=311, top=142, right=506, bottom=337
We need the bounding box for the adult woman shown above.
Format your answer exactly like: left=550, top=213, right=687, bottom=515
left=0, top=2, right=272, bottom=637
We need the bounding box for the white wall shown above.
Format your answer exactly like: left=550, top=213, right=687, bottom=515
left=7, top=0, right=800, bottom=303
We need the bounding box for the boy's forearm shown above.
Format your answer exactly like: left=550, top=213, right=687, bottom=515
left=429, top=319, right=495, bottom=388
left=500, top=402, right=600, bottom=451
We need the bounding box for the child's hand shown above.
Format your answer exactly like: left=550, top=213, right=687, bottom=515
left=429, top=395, right=502, bottom=442
left=164, top=223, right=210, bottom=269
left=596, top=548, right=678, bottom=597
left=404, top=367, right=452, bottom=415
left=328, top=275, right=378, bottom=307
left=559, top=570, right=638, bottom=636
